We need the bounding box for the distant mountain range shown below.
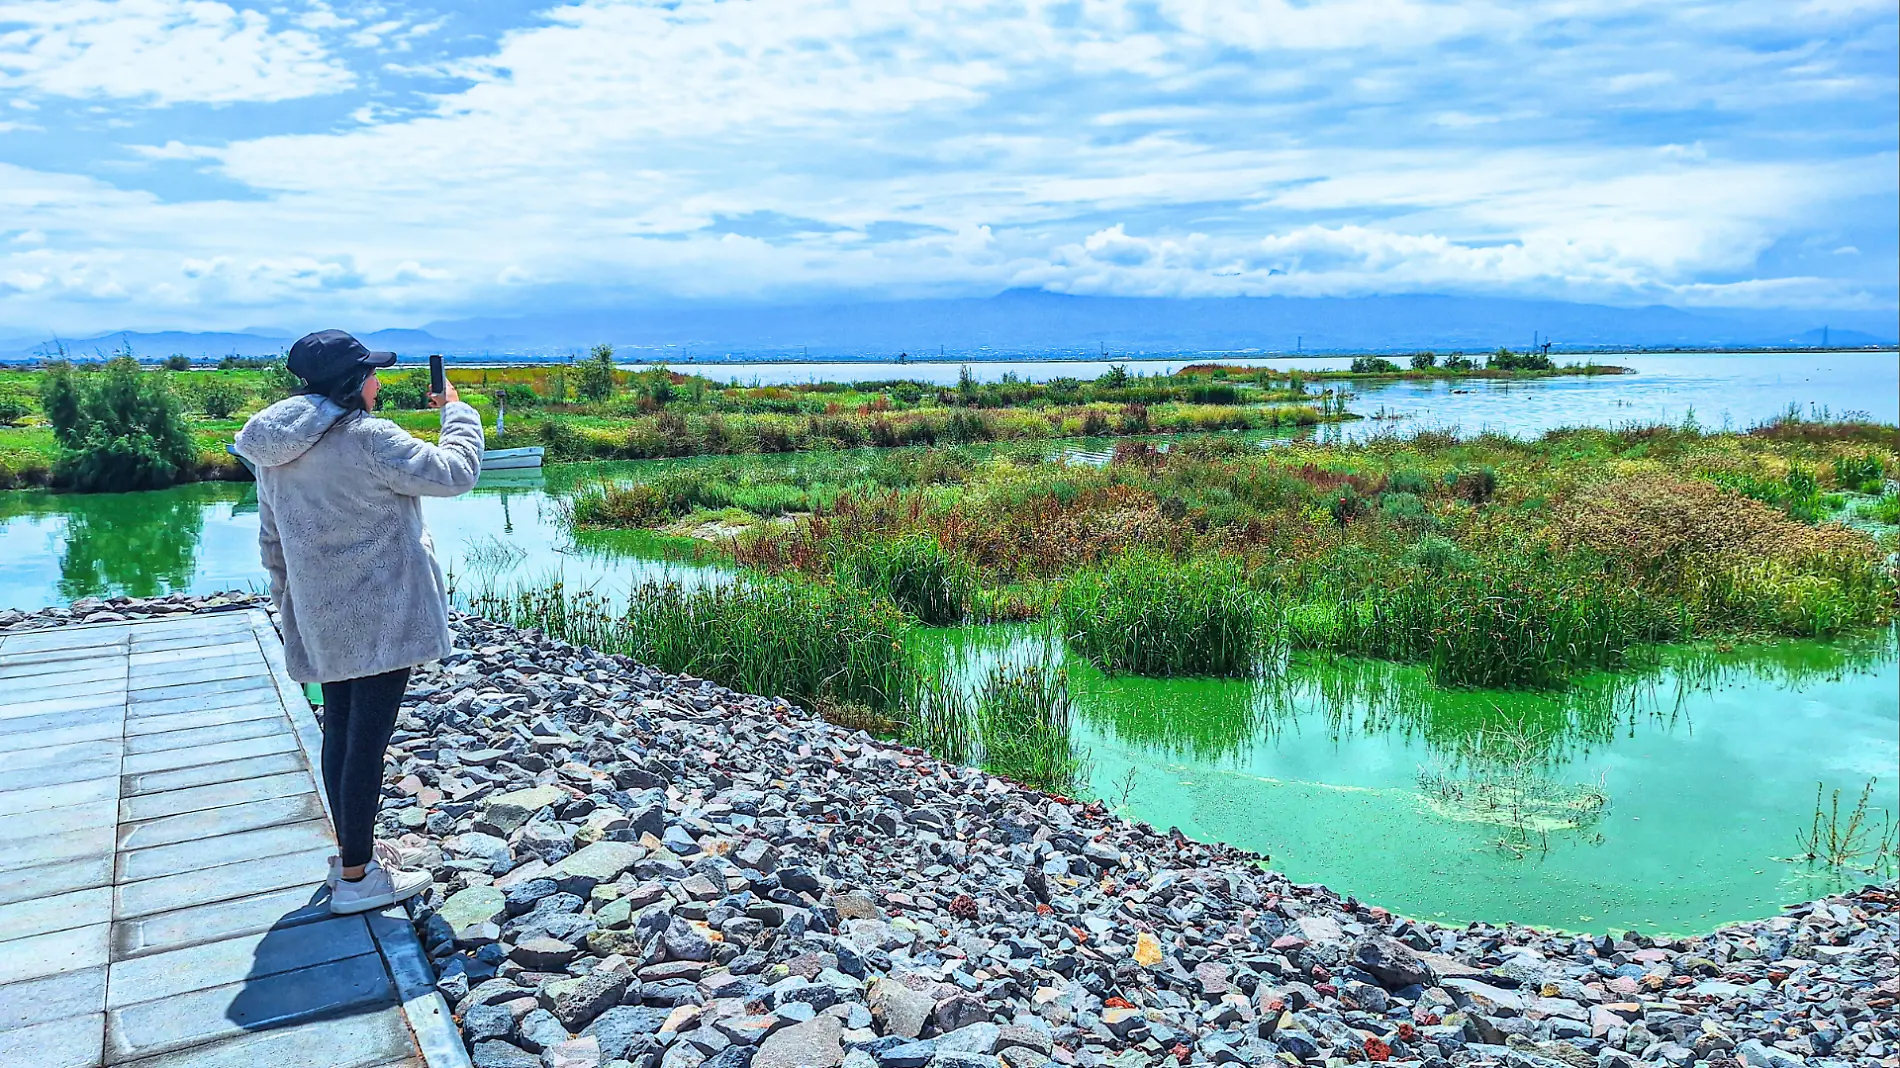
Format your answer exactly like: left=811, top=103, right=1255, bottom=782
left=4, top=291, right=1893, bottom=363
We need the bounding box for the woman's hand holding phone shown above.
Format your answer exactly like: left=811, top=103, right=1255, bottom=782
left=429, top=380, right=460, bottom=408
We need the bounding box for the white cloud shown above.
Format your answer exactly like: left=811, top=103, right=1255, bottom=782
left=0, top=0, right=353, bottom=104
left=0, top=0, right=1893, bottom=330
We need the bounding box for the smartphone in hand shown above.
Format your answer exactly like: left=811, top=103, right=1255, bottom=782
left=429, top=354, right=446, bottom=396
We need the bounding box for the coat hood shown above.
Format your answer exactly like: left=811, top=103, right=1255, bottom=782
left=234, top=394, right=353, bottom=468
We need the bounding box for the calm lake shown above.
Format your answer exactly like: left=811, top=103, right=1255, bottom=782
left=3, top=351, right=1895, bottom=935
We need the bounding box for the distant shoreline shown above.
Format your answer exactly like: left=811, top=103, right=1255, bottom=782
left=2, top=344, right=1892, bottom=368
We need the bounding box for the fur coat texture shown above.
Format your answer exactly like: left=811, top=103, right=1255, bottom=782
left=235, top=395, right=484, bottom=682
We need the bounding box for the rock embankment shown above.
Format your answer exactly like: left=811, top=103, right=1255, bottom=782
left=7, top=597, right=1894, bottom=1068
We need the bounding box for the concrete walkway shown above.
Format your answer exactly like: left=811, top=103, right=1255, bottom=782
left=0, top=610, right=458, bottom=1068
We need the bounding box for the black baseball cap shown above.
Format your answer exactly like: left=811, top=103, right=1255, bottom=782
left=286, top=330, right=397, bottom=386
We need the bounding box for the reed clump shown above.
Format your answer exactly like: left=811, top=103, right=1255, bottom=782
left=835, top=534, right=977, bottom=625
left=1058, top=552, right=1267, bottom=677
left=970, top=660, right=1090, bottom=795
left=465, top=577, right=915, bottom=713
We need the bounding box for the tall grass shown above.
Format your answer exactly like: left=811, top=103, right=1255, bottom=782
left=1057, top=552, right=1267, bottom=677
left=835, top=534, right=977, bottom=625
left=1316, top=563, right=1684, bottom=690
left=464, top=577, right=915, bottom=712
left=971, top=660, right=1089, bottom=795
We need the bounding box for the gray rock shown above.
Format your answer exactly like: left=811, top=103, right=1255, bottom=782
left=440, top=886, right=508, bottom=945
left=540, top=966, right=632, bottom=1030
left=869, top=979, right=934, bottom=1039
left=752, top=1016, right=844, bottom=1068
left=472, top=1041, right=541, bottom=1068
left=933, top=1023, right=1000, bottom=1055
left=1350, top=936, right=1436, bottom=988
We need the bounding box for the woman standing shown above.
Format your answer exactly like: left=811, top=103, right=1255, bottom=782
left=235, top=330, right=483, bottom=914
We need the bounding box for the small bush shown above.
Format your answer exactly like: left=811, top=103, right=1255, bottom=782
left=1450, top=466, right=1498, bottom=504
left=1350, top=356, right=1401, bottom=374
left=575, top=343, right=618, bottom=401
left=1379, top=491, right=1427, bottom=523
left=1409, top=352, right=1437, bottom=370
left=378, top=370, right=432, bottom=410
left=39, top=358, right=199, bottom=492
left=0, top=390, right=31, bottom=426
left=1830, top=454, right=1886, bottom=494
left=1386, top=469, right=1431, bottom=496
left=1404, top=534, right=1475, bottom=572
left=182, top=375, right=249, bottom=418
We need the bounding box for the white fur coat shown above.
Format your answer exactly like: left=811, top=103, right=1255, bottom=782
left=235, top=395, right=484, bottom=683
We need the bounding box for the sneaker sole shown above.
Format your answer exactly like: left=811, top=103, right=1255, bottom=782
left=328, top=878, right=427, bottom=915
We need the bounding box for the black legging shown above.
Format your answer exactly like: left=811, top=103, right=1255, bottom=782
left=318, top=668, right=410, bottom=869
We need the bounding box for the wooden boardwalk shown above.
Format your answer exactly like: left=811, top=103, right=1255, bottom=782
left=0, top=610, right=461, bottom=1068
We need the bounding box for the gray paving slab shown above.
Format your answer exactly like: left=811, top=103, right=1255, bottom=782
left=0, top=1011, right=105, bottom=1068
left=0, top=965, right=105, bottom=1032
left=0, top=777, right=118, bottom=819
left=0, top=800, right=118, bottom=844
left=0, top=886, right=113, bottom=943
left=0, top=735, right=121, bottom=768
left=0, top=614, right=429, bottom=1068
left=112, top=1002, right=415, bottom=1068
left=0, top=704, right=121, bottom=738
left=126, top=641, right=257, bottom=666
left=104, top=951, right=393, bottom=1063
left=122, top=702, right=282, bottom=739
left=127, top=676, right=278, bottom=707
left=119, top=751, right=309, bottom=796
left=7, top=676, right=127, bottom=705
left=0, top=753, right=122, bottom=795
left=121, top=717, right=285, bottom=756
left=107, top=915, right=373, bottom=1010
left=113, top=846, right=333, bottom=919
left=0, top=854, right=113, bottom=908
left=122, top=685, right=280, bottom=719
left=112, top=885, right=331, bottom=961
left=117, top=794, right=324, bottom=853
left=118, top=771, right=316, bottom=824
left=0, top=824, right=117, bottom=874
left=0, top=656, right=124, bottom=683
left=122, top=631, right=255, bottom=655
left=7, top=716, right=123, bottom=749
left=0, top=923, right=110, bottom=987
left=128, top=660, right=268, bottom=691
left=118, top=732, right=297, bottom=776
left=0, top=693, right=126, bottom=723
left=3, top=626, right=128, bottom=652
left=116, top=818, right=331, bottom=884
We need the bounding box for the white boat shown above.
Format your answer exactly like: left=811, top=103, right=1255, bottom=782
left=481, top=446, right=544, bottom=471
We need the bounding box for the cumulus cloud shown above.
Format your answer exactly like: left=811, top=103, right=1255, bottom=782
left=0, top=0, right=355, bottom=105
left=0, top=0, right=1893, bottom=330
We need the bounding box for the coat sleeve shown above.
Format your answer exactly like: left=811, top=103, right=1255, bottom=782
left=364, top=402, right=485, bottom=497
left=257, top=490, right=288, bottom=601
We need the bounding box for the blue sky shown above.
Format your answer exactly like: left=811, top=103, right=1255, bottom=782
left=1, top=0, right=1895, bottom=334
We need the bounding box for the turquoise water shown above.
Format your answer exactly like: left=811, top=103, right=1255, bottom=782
left=3, top=359, right=1895, bottom=934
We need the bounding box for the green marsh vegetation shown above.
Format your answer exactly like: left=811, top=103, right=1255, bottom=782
left=567, top=418, right=1898, bottom=698
left=0, top=348, right=1630, bottom=491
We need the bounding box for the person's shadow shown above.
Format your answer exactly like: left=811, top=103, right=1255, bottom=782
left=219, top=886, right=408, bottom=1048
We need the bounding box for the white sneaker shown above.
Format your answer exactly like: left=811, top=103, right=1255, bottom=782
left=327, top=841, right=419, bottom=887
left=329, top=860, right=432, bottom=915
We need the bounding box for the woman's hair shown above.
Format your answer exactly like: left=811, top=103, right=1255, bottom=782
left=299, top=367, right=374, bottom=412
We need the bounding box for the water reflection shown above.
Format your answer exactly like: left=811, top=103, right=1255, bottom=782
left=918, top=622, right=1900, bottom=772
left=57, top=491, right=207, bottom=599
